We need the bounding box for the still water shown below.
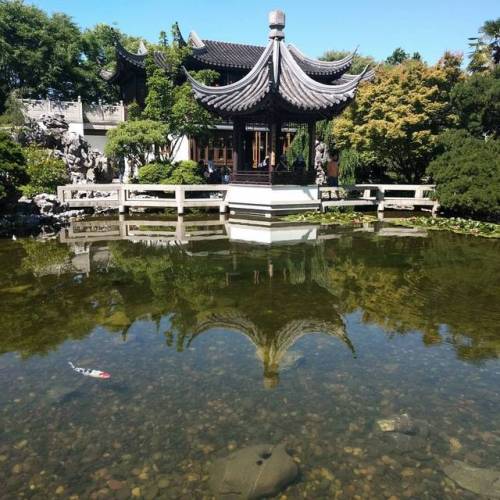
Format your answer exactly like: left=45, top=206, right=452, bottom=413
left=0, top=216, right=499, bottom=499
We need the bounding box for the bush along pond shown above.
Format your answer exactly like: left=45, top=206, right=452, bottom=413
left=0, top=214, right=499, bottom=499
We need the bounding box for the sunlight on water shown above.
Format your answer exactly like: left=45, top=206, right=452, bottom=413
left=0, top=216, right=499, bottom=498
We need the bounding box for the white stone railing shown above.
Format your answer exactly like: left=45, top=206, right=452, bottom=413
left=22, top=98, right=83, bottom=122
left=21, top=98, right=125, bottom=125
left=57, top=183, right=229, bottom=215
left=320, top=184, right=439, bottom=214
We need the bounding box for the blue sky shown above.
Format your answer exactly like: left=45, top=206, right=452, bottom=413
left=34, top=0, right=498, bottom=64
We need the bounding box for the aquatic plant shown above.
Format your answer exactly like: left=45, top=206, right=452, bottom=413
left=283, top=209, right=377, bottom=225
left=390, top=216, right=500, bottom=238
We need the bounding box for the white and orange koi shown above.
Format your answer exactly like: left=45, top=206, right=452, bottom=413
left=68, top=362, right=110, bottom=379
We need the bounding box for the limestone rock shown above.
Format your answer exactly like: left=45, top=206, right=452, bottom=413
left=443, top=460, right=500, bottom=498
left=210, top=443, right=298, bottom=499
left=17, top=114, right=112, bottom=184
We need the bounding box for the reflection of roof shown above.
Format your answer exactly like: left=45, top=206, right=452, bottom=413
left=191, top=310, right=354, bottom=388
left=191, top=310, right=354, bottom=356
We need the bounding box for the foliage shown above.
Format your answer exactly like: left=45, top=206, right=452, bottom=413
left=390, top=216, right=500, bottom=238
left=283, top=209, right=376, bottom=225
left=126, top=100, right=143, bottom=121
left=338, top=149, right=371, bottom=185
left=286, top=125, right=309, bottom=166
left=142, top=25, right=218, bottom=161
left=0, top=1, right=140, bottom=109
left=451, top=67, right=500, bottom=139
left=20, top=146, right=68, bottom=197
left=138, top=162, right=172, bottom=184
left=468, top=18, right=500, bottom=72
left=0, top=91, right=24, bottom=125
left=0, top=131, right=26, bottom=204
left=105, top=119, right=168, bottom=168
left=386, top=47, right=422, bottom=65
left=426, top=130, right=500, bottom=220
left=332, top=54, right=463, bottom=182
left=20, top=238, right=72, bottom=276
left=80, top=23, right=142, bottom=102
left=320, top=50, right=376, bottom=74
left=161, top=160, right=205, bottom=185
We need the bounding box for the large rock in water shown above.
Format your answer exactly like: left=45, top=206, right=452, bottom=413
left=443, top=460, right=500, bottom=498
left=210, top=443, right=298, bottom=499
left=374, top=413, right=430, bottom=455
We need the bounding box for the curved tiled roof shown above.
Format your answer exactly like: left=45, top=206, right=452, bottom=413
left=190, top=39, right=267, bottom=70
left=185, top=39, right=370, bottom=119
left=110, top=36, right=358, bottom=80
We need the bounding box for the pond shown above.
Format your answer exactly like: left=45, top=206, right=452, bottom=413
left=0, top=216, right=499, bottom=499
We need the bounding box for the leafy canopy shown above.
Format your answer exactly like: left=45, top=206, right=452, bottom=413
left=21, top=146, right=69, bottom=198
left=427, top=130, right=500, bottom=220
left=0, top=0, right=139, bottom=109
left=451, top=67, right=500, bottom=139
left=142, top=24, right=218, bottom=161
left=0, top=131, right=27, bottom=204
left=105, top=119, right=168, bottom=168
left=320, top=50, right=376, bottom=74
left=332, top=53, right=463, bottom=182
left=468, top=18, right=500, bottom=72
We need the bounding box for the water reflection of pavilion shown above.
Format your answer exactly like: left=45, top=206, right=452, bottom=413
left=192, top=311, right=354, bottom=388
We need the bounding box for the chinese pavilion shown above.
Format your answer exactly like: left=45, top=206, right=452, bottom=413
left=104, top=11, right=371, bottom=177
left=186, top=10, right=370, bottom=185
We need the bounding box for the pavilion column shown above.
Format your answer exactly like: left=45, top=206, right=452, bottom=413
left=232, top=118, right=245, bottom=173
left=269, top=119, right=281, bottom=175
left=307, top=121, right=316, bottom=173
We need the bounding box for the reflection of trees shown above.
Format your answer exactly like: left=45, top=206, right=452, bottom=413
left=1, top=232, right=498, bottom=365
left=311, top=233, right=500, bottom=362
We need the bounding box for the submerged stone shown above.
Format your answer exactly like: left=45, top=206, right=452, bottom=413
left=443, top=460, right=500, bottom=498
left=376, top=413, right=418, bottom=434
left=209, top=443, right=298, bottom=499
left=374, top=413, right=430, bottom=455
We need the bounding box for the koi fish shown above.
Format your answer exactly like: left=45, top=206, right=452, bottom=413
left=68, top=362, right=110, bottom=379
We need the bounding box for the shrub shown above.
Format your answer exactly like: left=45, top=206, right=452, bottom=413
left=161, top=160, right=205, bottom=185
left=21, top=147, right=68, bottom=198
left=137, top=162, right=172, bottom=184
left=427, top=130, right=500, bottom=220
left=0, top=132, right=27, bottom=205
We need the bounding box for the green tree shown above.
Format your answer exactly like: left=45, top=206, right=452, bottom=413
left=427, top=130, right=500, bottom=220
left=320, top=50, right=376, bottom=74
left=0, top=131, right=27, bottom=205
left=20, top=146, right=69, bottom=197
left=162, top=160, right=205, bottom=185
left=451, top=67, right=500, bottom=139
left=0, top=90, right=25, bottom=125
left=80, top=24, right=142, bottom=102
left=0, top=1, right=138, bottom=108
left=332, top=54, right=463, bottom=182
left=137, top=162, right=172, bottom=184
left=0, top=1, right=84, bottom=105
left=385, top=48, right=422, bottom=65
left=143, top=24, right=218, bottom=161
left=105, top=119, right=168, bottom=170
left=468, top=18, right=500, bottom=72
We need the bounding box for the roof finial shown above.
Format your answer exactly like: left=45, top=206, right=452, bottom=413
left=268, top=10, right=285, bottom=40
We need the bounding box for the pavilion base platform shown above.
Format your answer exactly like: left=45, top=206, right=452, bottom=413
left=226, top=217, right=319, bottom=244
left=227, top=184, right=320, bottom=218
